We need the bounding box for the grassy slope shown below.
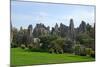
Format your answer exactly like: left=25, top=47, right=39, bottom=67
left=11, top=48, right=95, bottom=66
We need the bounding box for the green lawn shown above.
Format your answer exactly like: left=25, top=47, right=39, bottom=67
left=11, top=48, right=95, bottom=66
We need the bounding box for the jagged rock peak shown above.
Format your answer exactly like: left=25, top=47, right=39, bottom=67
left=79, top=20, right=86, bottom=33
left=69, top=19, right=74, bottom=29
left=55, top=23, right=59, bottom=28
left=28, top=24, right=33, bottom=30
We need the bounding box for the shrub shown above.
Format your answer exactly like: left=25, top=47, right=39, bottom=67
left=85, top=48, right=92, bottom=56
left=49, top=48, right=54, bottom=54
left=80, top=47, right=86, bottom=56
left=11, top=42, right=18, bottom=48
left=59, top=49, right=64, bottom=54
left=28, top=44, right=33, bottom=49
left=74, top=44, right=86, bottom=56
left=63, top=44, right=73, bottom=53
left=85, top=48, right=95, bottom=58
left=21, top=44, right=26, bottom=49
left=30, top=48, right=45, bottom=52
left=76, top=33, right=93, bottom=47
left=63, top=39, right=74, bottom=53
left=90, top=51, right=95, bottom=58
left=74, top=44, right=81, bottom=55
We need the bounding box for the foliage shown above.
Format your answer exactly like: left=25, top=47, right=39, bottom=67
left=90, top=51, right=95, bottom=58
left=39, top=35, right=65, bottom=53
left=20, top=44, right=26, bottom=49
left=85, top=48, right=95, bottom=58
left=63, top=39, right=74, bottom=53
left=28, top=44, right=33, bottom=49
left=11, top=42, right=18, bottom=48
left=29, top=48, right=46, bottom=52
left=86, top=23, right=95, bottom=39
left=74, top=44, right=86, bottom=56
left=79, top=47, right=86, bottom=56
left=74, top=44, right=81, bottom=55
left=49, top=37, right=65, bottom=54
left=76, top=33, right=94, bottom=48
left=49, top=48, right=55, bottom=54
left=85, top=48, right=93, bottom=56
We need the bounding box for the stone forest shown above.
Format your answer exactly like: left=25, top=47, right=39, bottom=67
left=11, top=18, right=95, bottom=58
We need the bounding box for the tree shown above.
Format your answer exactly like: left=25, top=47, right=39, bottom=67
left=11, top=27, right=18, bottom=47
left=49, top=37, right=65, bottom=54
left=63, top=39, right=73, bottom=53
left=76, top=33, right=93, bottom=48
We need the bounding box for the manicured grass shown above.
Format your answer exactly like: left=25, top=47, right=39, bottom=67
left=11, top=48, right=95, bottom=66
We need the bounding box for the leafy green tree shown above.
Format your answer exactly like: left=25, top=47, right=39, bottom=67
left=76, top=33, right=94, bottom=48
left=49, top=37, right=65, bottom=54
left=11, top=27, right=18, bottom=48
left=63, top=39, right=73, bottom=53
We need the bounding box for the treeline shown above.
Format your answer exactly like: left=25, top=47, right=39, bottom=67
left=11, top=19, right=95, bottom=58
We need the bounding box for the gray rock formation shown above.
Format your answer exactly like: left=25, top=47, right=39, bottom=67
left=68, top=19, right=75, bottom=41
left=33, top=23, right=50, bottom=37
left=27, top=24, right=33, bottom=44
left=59, top=23, right=68, bottom=37
left=52, top=23, right=60, bottom=35
left=78, top=21, right=87, bottom=33
left=28, top=25, right=33, bottom=37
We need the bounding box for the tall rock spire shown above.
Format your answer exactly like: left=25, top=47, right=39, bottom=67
left=27, top=24, right=33, bottom=44
left=59, top=23, right=68, bottom=37
left=69, top=19, right=75, bottom=41
left=55, top=23, right=59, bottom=32
left=69, top=19, right=74, bottom=32
left=79, top=21, right=86, bottom=33
left=28, top=24, right=33, bottom=37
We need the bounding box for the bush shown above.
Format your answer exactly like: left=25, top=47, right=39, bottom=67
left=74, top=44, right=81, bottom=55
left=85, top=48, right=95, bottom=58
left=80, top=47, right=86, bottom=56
left=74, top=44, right=86, bottom=56
left=49, top=48, right=54, bottom=54
left=30, top=48, right=45, bottom=52
left=63, top=39, right=74, bottom=53
left=21, top=44, right=26, bottom=49
left=90, top=51, right=95, bottom=58
left=63, top=44, right=73, bottom=53
left=11, top=42, right=18, bottom=48
left=28, top=44, right=33, bottom=49
left=85, top=48, right=92, bottom=56
left=76, top=33, right=92, bottom=46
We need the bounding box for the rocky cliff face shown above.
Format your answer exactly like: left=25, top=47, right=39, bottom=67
left=59, top=23, right=68, bottom=37
left=33, top=23, right=50, bottom=37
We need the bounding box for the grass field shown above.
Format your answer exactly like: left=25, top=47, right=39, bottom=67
left=11, top=48, right=95, bottom=66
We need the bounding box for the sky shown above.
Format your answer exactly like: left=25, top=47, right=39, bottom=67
left=11, top=1, right=95, bottom=29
